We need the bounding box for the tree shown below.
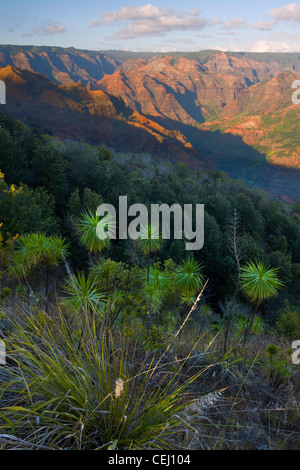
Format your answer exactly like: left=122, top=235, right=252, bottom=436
left=61, top=271, right=106, bottom=327
left=0, top=175, right=58, bottom=236
left=223, top=209, right=244, bottom=353
left=13, top=233, right=69, bottom=304
left=77, top=210, right=113, bottom=263
left=137, top=225, right=164, bottom=283
left=174, top=258, right=204, bottom=323
left=240, top=260, right=284, bottom=344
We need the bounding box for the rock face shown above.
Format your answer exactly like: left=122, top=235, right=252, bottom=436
left=201, top=70, right=300, bottom=168
left=0, top=45, right=300, bottom=186
left=0, top=46, right=299, bottom=126
left=0, top=65, right=209, bottom=168
left=0, top=48, right=117, bottom=86
left=96, top=54, right=280, bottom=125
left=205, top=52, right=282, bottom=82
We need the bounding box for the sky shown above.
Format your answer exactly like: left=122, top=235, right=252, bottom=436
left=1, top=1, right=300, bottom=53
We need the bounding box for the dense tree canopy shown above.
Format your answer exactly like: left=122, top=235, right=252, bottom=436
left=0, top=109, right=299, bottom=312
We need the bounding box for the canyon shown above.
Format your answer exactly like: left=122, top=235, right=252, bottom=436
left=0, top=45, right=299, bottom=202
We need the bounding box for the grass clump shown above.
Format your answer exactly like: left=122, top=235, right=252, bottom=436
left=0, top=307, right=206, bottom=450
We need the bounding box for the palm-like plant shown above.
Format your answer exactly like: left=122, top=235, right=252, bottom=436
left=140, top=266, right=171, bottom=323
left=175, top=258, right=204, bottom=296
left=61, top=271, right=106, bottom=326
left=141, top=282, right=163, bottom=315
left=175, top=258, right=204, bottom=324
left=146, top=266, right=171, bottom=291
left=240, top=260, right=283, bottom=344
left=78, top=210, right=114, bottom=262
left=180, top=292, right=197, bottom=308
left=90, top=259, right=122, bottom=290
left=90, top=259, right=126, bottom=326
left=137, top=225, right=164, bottom=283
left=49, top=236, right=70, bottom=266
left=13, top=233, right=69, bottom=301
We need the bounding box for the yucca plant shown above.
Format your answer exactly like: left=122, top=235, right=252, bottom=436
left=175, top=258, right=204, bottom=296
left=140, top=266, right=171, bottom=324
left=78, top=210, right=114, bottom=262
left=175, top=258, right=204, bottom=323
left=0, top=309, right=206, bottom=450
left=61, top=271, right=106, bottom=328
left=137, top=225, right=164, bottom=283
left=140, top=282, right=163, bottom=318
left=146, top=265, right=171, bottom=291
left=240, top=260, right=283, bottom=344
left=12, top=233, right=69, bottom=303
left=233, top=313, right=265, bottom=337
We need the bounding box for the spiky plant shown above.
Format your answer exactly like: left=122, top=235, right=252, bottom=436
left=78, top=210, right=114, bottom=262
left=137, top=225, right=164, bottom=283
left=0, top=309, right=207, bottom=450
left=240, top=260, right=283, bottom=344
left=175, top=258, right=204, bottom=296
left=174, top=258, right=204, bottom=325
left=12, top=233, right=69, bottom=301
left=61, top=271, right=106, bottom=327
left=146, top=266, right=171, bottom=291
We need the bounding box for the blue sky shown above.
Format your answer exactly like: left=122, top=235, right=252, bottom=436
left=1, top=1, right=300, bottom=52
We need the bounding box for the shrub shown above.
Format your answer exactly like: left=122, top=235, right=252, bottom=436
left=276, top=311, right=300, bottom=340
left=0, top=309, right=205, bottom=450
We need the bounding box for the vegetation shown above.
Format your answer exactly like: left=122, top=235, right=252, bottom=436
left=0, top=110, right=299, bottom=449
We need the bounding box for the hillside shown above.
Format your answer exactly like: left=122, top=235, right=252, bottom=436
left=0, top=47, right=300, bottom=450
left=0, top=65, right=208, bottom=168
left=0, top=110, right=300, bottom=450
left=201, top=70, right=300, bottom=169
left=0, top=45, right=300, bottom=201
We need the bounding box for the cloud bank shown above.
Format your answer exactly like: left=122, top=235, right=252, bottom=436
left=102, top=4, right=219, bottom=39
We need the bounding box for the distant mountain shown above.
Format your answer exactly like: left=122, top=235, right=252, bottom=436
left=0, top=65, right=209, bottom=168
left=201, top=70, right=300, bottom=168
left=1, top=45, right=299, bottom=86
left=0, top=45, right=299, bottom=201
left=0, top=45, right=117, bottom=85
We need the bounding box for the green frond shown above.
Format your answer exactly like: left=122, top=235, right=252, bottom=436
left=240, top=260, right=284, bottom=305
left=175, top=258, right=204, bottom=296
left=61, top=271, right=106, bottom=318
left=137, top=224, right=164, bottom=255
left=78, top=210, right=113, bottom=255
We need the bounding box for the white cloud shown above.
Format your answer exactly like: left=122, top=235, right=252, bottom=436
left=249, top=39, right=300, bottom=52
left=103, top=4, right=165, bottom=23
left=102, top=4, right=219, bottom=39
left=272, top=31, right=300, bottom=40
left=44, top=23, right=66, bottom=35
left=22, top=22, right=66, bottom=36
left=89, top=19, right=101, bottom=28
left=270, top=3, right=300, bottom=21
left=222, top=18, right=246, bottom=30
left=250, top=20, right=277, bottom=30
left=220, top=30, right=236, bottom=36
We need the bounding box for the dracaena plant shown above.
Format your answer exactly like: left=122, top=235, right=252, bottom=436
left=12, top=233, right=69, bottom=305
left=137, top=225, right=164, bottom=283
left=240, top=260, right=284, bottom=344
left=78, top=210, right=114, bottom=262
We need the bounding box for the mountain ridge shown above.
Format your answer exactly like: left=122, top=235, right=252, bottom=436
left=0, top=65, right=207, bottom=168
left=0, top=45, right=299, bottom=202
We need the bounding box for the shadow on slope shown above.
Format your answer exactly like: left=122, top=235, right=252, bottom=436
left=150, top=115, right=300, bottom=202
left=188, top=124, right=300, bottom=202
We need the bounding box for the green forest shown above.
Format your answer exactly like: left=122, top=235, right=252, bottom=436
left=0, top=108, right=300, bottom=450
